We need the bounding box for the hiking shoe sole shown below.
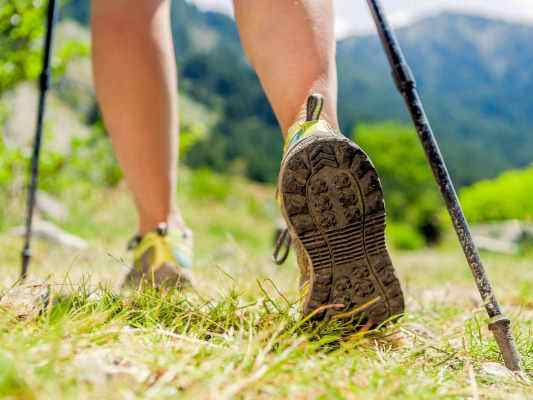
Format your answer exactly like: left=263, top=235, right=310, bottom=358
left=279, top=135, right=405, bottom=325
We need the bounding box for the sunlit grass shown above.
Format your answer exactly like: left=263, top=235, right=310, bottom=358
left=0, top=175, right=531, bottom=398
left=1, top=275, right=531, bottom=399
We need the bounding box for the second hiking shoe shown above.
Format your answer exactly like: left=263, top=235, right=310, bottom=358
left=123, top=223, right=193, bottom=290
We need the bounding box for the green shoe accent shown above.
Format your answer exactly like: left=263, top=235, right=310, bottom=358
left=283, top=94, right=336, bottom=154
left=284, top=120, right=330, bottom=153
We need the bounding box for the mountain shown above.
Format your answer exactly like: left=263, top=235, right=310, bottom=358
left=338, top=13, right=533, bottom=185
left=62, top=2, right=533, bottom=186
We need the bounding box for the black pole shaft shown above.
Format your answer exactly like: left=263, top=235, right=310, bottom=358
left=21, top=0, right=58, bottom=280
left=366, top=0, right=521, bottom=371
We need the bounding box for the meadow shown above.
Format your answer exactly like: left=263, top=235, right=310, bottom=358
left=1, top=170, right=531, bottom=399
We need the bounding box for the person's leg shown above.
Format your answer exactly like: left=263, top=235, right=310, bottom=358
left=91, top=0, right=181, bottom=235
left=233, top=0, right=337, bottom=135
left=234, top=1, right=404, bottom=324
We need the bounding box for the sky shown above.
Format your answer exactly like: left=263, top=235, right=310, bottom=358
left=189, top=0, right=533, bottom=38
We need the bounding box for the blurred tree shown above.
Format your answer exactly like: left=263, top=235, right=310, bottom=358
left=0, top=0, right=45, bottom=94
left=0, top=0, right=87, bottom=96
left=354, top=122, right=443, bottom=243
left=186, top=117, right=282, bottom=183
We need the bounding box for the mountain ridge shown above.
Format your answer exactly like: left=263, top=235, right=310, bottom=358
left=337, top=11, right=533, bottom=184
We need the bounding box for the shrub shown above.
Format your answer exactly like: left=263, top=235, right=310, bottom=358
left=460, top=165, right=533, bottom=223
left=387, top=223, right=426, bottom=250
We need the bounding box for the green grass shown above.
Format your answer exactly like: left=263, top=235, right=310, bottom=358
left=0, top=170, right=531, bottom=399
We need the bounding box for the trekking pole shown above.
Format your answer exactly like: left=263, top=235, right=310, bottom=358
left=20, top=0, right=58, bottom=281
left=366, top=0, right=522, bottom=372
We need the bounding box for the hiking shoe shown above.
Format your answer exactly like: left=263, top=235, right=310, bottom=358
left=123, top=223, right=193, bottom=289
left=277, top=94, right=404, bottom=325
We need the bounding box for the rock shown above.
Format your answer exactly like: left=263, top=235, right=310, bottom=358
left=73, top=349, right=150, bottom=385
left=2, top=82, right=90, bottom=154
left=10, top=220, right=88, bottom=250
left=472, top=236, right=518, bottom=255
left=472, top=220, right=533, bottom=254
left=0, top=282, right=50, bottom=319
left=480, top=362, right=514, bottom=379
left=36, top=190, right=68, bottom=221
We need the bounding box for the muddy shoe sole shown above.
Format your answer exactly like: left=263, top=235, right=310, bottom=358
left=279, top=135, right=405, bottom=326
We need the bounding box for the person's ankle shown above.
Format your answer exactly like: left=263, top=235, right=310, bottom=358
left=285, top=94, right=339, bottom=136
left=138, top=211, right=188, bottom=236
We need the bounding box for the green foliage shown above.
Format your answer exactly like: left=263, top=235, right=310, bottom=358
left=388, top=223, right=425, bottom=250
left=459, top=165, right=533, bottom=223
left=0, top=353, right=32, bottom=399
left=179, top=123, right=204, bottom=157
left=66, top=127, right=123, bottom=189
left=0, top=127, right=122, bottom=229
left=355, top=122, right=443, bottom=245
left=183, top=168, right=232, bottom=202
left=0, top=0, right=88, bottom=95
left=3, top=129, right=120, bottom=196
left=186, top=118, right=282, bottom=183
left=0, top=129, right=115, bottom=195
left=0, top=135, right=25, bottom=230
left=0, top=134, right=24, bottom=188
left=0, top=0, right=44, bottom=94
left=0, top=0, right=111, bottom=229
left=53, top=36, right=89, bottom=75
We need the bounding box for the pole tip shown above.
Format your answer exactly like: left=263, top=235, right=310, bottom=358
left=20, top=249, right=31, bottom=281
left=489, top=316, right=522, bottom=372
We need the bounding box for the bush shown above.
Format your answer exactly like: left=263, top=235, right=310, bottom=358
left=460, top=165, right=533, bottom=223
left=387, top=223, right=426, bottom=250
left=182, top=168, right=232, bottom=202
left=66, top=128, right=123, bottom=189
left=0, top=135, right=28, bottom=230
